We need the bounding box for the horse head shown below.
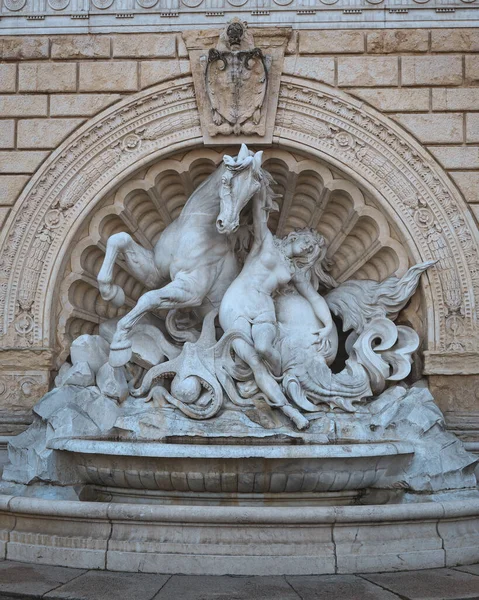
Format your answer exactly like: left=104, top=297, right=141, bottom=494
left=216, top=144, right=264, bottom=235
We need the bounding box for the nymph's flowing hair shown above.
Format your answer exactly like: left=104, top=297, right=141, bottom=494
left=285, top=228, right=338, bottom=290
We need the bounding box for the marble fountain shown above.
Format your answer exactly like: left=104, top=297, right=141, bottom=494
left=1, top=146, right=479, bottom=575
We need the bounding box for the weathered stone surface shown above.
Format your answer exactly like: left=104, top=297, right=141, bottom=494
left=432, top=29, right=479, bottom=52
left=392, top=113, right=463, bottom=144
left=466, top=113, right=479, bottom=143
left=17, top=118, right=85, bottom=150
left=0, top=561, right=86, bottom=596
left=0, top=151, right=49, bottom=174
left=50, top=94, right=122, bottom=117
left=348, top=88, right=429, bottom=112
left=0, top=121, right=14, bottom=149
left=0, top=65, right=16, bottom=93
left=79, top=62, right=138, bottom=92
left=1, top=36, right=49, bottom=60
left=51, top=35, right=110, bottom=59
left=19, top=63, right=77, bottom=93
left=428, top=146, right=479, bottom=170
left=0, top=207, right=10, bottom=229
left=367, top=30, right=428, bottom=54
left=0, top=175, right=29, bottom=203
left=46, top=571, right=170, bottom=600
left=362, top=568, right=479, bottom=599
left=59, top=362, right=95, bottom=387
left=465, top=56, right=479, bottom=84
left=287, top=574, right=401, bottom=599
left=450, top=171, right=479, bottom=204
left=70, top=335, right=109, bottom=374
left=140, top=59, right=190, bottom=89
left=299, top=30, right=364, bottom=54
left=96, top=363, right=128, bottom=402
left=54, top=361, right=72, bottom=387
left=283, top=56, right=335, bottom=85
left=433, top=88, right=479, bottom=112
left=0, top=94, right=48, bottom=117
left=402, top=56, right=462, bottom=86
left=113, top=34, right=176, bottom=58
left=154, top=575, right=299, bottom=599
left=338, top=57, right=398, bottom=87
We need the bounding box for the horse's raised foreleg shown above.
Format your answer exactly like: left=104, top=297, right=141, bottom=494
left=109, top=275, right=204, bottom=367
left=98, top=232, right=161, bottom=307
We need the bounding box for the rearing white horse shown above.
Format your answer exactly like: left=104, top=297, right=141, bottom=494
left=98, top=145, right=263, bottom=367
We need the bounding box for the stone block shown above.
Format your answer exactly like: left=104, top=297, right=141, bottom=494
left=140, top=59, right=190, bottom=89
left=362, top=568, right=479, bottom=599
left=19, top=63, right=77, bottom=93
left=0, top=94, right=48, bottom=117
left=51, top=35, right=110, bottom=59
left=0, top=207, right=10, bottom=229
left=0, top=560, right=86, bottom=596
left=367, top=30, right=428, bottom=53
left=439, top=517, right=479, bottom=567
left=0, top=121, right=14, bottom=149
left=392, top=113, right=463, bottom=144
left=113, top=34, right=176, bottom=58
left=96, top=363, right=128, bottom=402
left=299, top=31, right=364, bottom=54
left=466, top=113, right=479, bottom=143
left=0, top=175, right=30, bottom=206
left=335, top=520, right=444, bottom=573
left=349, top=88, right=429, bottom=112
left=0, top=65, right=16, bottom=93
left=286, top=574, right=401, bottom=599
left=428, top=146, right=479, bottom=170
left=283, top=56, right=335, bottom=85
left=0, top=151, right=49, bottom=174
left=1, top=36, right=49, bottom=60
left=17, top=118, right=85, bottom=149
left=70, top=334, right=109, bottom=374
left=402, top=55, right=463, bottom=86
left=465, top=56, right=479, bottom=84
left=432, top=29, right=479, bottom=52
left=177, top=33, right=188, bottom=58
left=154, top=575, right=299, bottom=600
left=45, top=571, right=170, bottom=600
left=433, top=88, right=479, bottom=111
left=450, top=171, right=479, bottom=204
left=456, top=564, right=479, bottom=576
left=50, top=94, right=122, bottom=117
left=59, top=361, right=95, bottom=387
left=79, top=61, right=138, bottom=92
left=338, top=57, right=398, bottom=87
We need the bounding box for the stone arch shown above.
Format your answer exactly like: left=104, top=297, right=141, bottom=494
left=0, top=74, right=477, bottom=380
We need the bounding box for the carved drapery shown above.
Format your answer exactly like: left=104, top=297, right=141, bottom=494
left=0, top=75, right=477, bottom=393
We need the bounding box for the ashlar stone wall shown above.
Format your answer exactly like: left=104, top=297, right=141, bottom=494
left=1, top=28, right=479, bottom=439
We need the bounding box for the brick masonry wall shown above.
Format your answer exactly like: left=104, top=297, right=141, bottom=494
left=1, top=29, right=479, bottom=232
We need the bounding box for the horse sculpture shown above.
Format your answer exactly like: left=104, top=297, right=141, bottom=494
left=98, top=144, right=263, bottom=367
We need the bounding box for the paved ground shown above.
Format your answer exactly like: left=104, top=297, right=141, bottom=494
left=1, top=561, right=479, bottom=600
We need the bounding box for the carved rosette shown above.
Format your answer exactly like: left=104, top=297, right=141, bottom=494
left=0, top=75, right=477, bottom=377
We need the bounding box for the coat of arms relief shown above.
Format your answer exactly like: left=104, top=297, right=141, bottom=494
left=185, top=19, right=287, bottom=145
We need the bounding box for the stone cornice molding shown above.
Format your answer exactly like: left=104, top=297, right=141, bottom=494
left=0, top=74, right=477, bottom=372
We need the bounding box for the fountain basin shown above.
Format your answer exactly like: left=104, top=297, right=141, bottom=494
left=49, top=438, right=414, bottom=505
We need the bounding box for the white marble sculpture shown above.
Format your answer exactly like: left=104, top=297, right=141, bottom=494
left=4, top=144, right=477, bottom=501
left=51, top=144, right=436, bottom=431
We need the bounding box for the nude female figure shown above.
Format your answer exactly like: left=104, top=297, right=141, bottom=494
left=219, top=165, right=334, bottom=430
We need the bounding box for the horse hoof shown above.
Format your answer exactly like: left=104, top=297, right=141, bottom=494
left=99, top=282, right=125, bottom=308
left=109, top=344, right=132, bottom=367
